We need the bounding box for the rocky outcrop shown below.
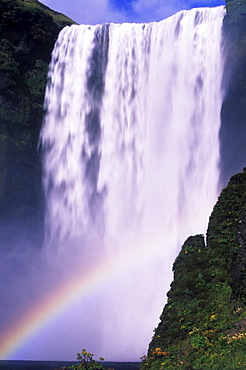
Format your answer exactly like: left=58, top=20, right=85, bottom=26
left=0, top=0, right=74, bottom=248
left=146, top=170, right=246, bottom=369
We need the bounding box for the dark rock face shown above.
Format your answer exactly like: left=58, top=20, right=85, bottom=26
left=220, top=0, right=246, bottom=186
left=0, top=0, right=74, bottom=249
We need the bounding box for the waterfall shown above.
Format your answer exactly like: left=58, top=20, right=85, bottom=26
left=40, top=6, right=225, bottom=361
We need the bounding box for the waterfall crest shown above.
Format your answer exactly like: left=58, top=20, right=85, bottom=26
left=40, top=6, right=225, bottom=360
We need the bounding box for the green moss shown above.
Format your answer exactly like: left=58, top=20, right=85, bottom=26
left=145, top=170, right=246, bottom=369
left=16, top=0, right=75, bottom=26
left=25, top=59, right=48, bottom=102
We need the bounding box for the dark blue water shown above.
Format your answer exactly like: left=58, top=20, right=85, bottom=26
left=0, top=361, right=140, bottom=370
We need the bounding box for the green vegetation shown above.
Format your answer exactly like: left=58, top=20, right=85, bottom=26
left=70, top=349, right=105, bottom=370
left=16, top=0, right=75, bottom=26
left=141, top=171, right=246, bottom=369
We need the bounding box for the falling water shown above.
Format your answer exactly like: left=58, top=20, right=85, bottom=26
left=40, top=6, right=225, bottom=361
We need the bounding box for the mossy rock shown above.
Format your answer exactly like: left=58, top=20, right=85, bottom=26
left=147, top=170, right=246, bottom=369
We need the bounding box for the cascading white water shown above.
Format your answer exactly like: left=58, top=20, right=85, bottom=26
left=40, top=6, right=225, bottom=360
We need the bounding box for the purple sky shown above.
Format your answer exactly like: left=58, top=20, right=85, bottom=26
left=40, top=0, right=225, bottom=25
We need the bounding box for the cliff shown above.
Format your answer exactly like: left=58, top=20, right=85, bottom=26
left=220, top=0, right=246, bottom=185
left=0, top=0, right=74, bottom=248
left=144, top=170, right=246, bottom=369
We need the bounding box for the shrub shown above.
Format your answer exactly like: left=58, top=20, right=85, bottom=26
left=70, top=349, right=105, bottom=370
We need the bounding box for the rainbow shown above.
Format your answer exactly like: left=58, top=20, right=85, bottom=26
left=0, top=240, right=164, bottom=360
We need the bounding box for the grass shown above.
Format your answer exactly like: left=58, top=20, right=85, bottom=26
left=16, top=0, right=76, bottom=25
